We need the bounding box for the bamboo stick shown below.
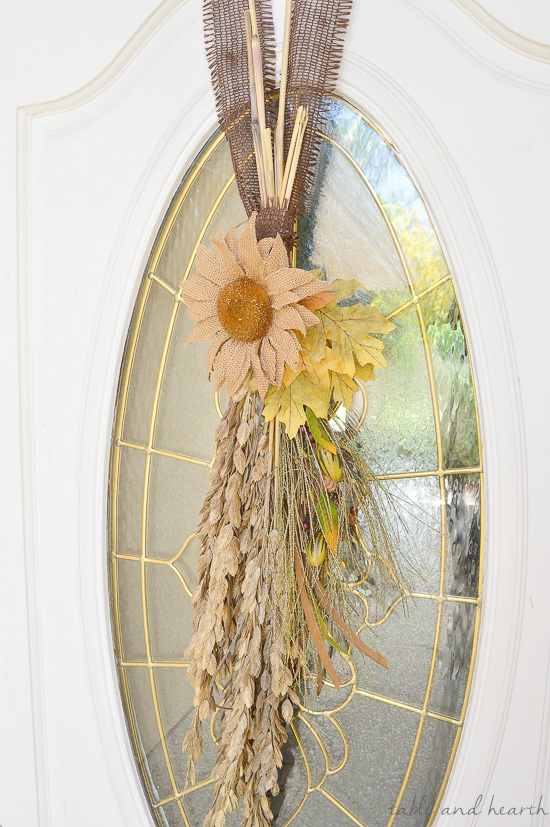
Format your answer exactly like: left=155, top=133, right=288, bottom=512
left=244, top=0, right=308, bottom=211
left=275, top=0, right=292, bottom=202
left=281, top=105, right=308, bottom=207
left=262, top=127, right=275, bottom=204
left=279, top=105, right=303, bottom=197
left=244, top=10, right=268, bottom=204
left=248, top=0, right=267, bottom=135
left=282, top=114, right=307, bottom=206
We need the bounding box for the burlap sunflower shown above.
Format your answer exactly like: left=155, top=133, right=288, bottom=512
left=180, top=214, right=334, bottom=399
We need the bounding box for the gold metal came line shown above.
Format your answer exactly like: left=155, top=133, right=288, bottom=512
left=355, top=688, right=462, bottom=726
left=116, top=437, right=211, bottom=469
left=319, top=788, right=368, bottom=827
left=117, top=437, right=481, bottom=481
left=150, top=272, right=177, bottom=295
left=386, top=274, right=452, bottom=320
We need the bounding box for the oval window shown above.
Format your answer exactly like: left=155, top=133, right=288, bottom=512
left=108, top=98, right=482, bottom=827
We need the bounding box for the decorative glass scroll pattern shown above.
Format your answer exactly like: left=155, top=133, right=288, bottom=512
left=108, top=99, right=483, bottom=827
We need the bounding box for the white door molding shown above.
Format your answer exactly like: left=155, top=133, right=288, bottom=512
left=16, top=1, right=548, bottom=825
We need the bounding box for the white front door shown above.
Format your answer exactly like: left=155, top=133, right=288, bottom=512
left=4, top=1, right=550, bottom=826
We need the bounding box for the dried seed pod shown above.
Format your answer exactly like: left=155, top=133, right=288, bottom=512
left=306, top=532, right=328, bottom=566
left=316, top=445, right=343, bottom=482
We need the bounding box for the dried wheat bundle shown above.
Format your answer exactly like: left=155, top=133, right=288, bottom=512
left=184, top=395, right=296, bottom=827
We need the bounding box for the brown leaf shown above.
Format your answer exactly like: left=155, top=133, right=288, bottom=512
left=299, top=291, right=335, bottom=311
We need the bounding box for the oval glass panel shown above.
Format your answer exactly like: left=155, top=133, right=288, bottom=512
left=108, top=98, right=483, bottom=827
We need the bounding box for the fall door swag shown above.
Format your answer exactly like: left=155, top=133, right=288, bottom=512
left=179, top=2, right=405, bottom=825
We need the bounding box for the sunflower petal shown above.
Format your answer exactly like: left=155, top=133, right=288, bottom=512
left=250, top=343, right=270, bottom=399
left=207, top=329, right=231, bottom=375
left=270, top=325, right=301, bottom=371
left=212, top=339, right=232, bottom=390
left=194, top=243, right=231, bottom=287
left=237, top=214, right=263, bottom=277
left=257, top=237, right=275, bottom=258
left=187, top=299, right=217, bottom=322
left=265, top=267, right=312, bottom=295
left=225, top=226, right=239, bottom=259
left=261, top=234, right=289, bottom=276
left=211, top=231, right=243, bottom=283
left=294, top=303, right=321, bottom=327
left=180, top=273, right=220, bottom=303
left=225, top=343, right=252, bottom=399
left=273, top=305, right=307, bottom=335
left=260, top=336, right=277, bottom=383
left=270, top=290, right=300, bottom=310
left=267, top=330, right=286, bottom=386
left=290, top=280, right=333, bottom=302
left=184, top=316, right=221, bottom=345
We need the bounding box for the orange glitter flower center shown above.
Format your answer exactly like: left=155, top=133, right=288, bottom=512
left=216, top=278, right=273, bottom=343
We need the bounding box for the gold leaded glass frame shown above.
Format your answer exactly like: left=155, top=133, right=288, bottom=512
left=108, top=98, right=483, bottom=827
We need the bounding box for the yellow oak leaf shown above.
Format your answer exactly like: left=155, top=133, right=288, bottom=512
left=330, top=372, right=358, bottom=409
left=311, top=296, right=395, bottom=371
left=327, top=278, right=364, bottom=303
left=300, top=343, right=338, bottom=388
left=282, top=363, right=303, bottom=387
left=353, top=360, right=375, bottom=382
left=267, top=279, right=393, bottom=435
left=263, top=369, right=331, bottom=438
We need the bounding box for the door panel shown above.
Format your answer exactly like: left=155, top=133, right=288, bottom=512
left=12, top=1, right=550, bottom=825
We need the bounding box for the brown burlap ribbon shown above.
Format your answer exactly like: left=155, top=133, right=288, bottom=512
left=284, top=0, right=353, bottom=220
left=204, top=0, right=276, bottom=216
left=255, top=206, right=296, bottom=250
left=204, top=0, right=352, bottom=244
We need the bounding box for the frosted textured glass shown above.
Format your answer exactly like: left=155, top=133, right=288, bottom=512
left=428, top=601, right=477, bottom=720
left=394, top=718, right=457, bottom=827
left=123, top=282, right=176, bottom=446
left=146, top=564, right=191, bottom=662
left=155, top=138, right=235, bottom=288
left=154, top=305, right=221, bottom=463
left=355, top=598, right=438, bottom=708
left=117, top=559, right=147, bottom=661
left=323, top=697, right=420, bottom=826
left=146, top=453, right=208, bottom=560
left=386, top=475, right=441, bottom=595
left=116, top=445, right=146, bottom=556
left=325, top=99, right=449, bottom=293
left=358, top=307, right=437, bottom=474
left=124, top=666, right=164, bottom=776
left=422, top=282, right=480, bottom=469
left=297, top=142, right=410, bottom=315
left=445, top=474, right=481, bottom=598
